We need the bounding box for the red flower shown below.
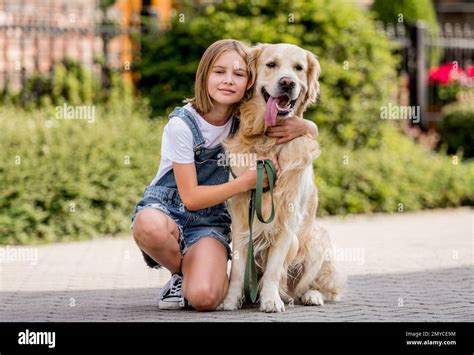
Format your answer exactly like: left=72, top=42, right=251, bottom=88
left=428, top=63, right=465, bottom=85
left=467, top=65, right=474, bottom=78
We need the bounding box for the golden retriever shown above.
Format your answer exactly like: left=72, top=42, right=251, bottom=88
left=218, top=43, right=345, bottom=312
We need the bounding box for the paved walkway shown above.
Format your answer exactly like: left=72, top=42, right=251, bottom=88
left=0, top=208, right=472, bottom=322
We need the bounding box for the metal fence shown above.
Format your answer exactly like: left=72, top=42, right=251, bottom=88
left=376, top=21, right=474, bottom=129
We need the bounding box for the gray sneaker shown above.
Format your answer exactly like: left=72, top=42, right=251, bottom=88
left=158, top=273, right=187, bottom=310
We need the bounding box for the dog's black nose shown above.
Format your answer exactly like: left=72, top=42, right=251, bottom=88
left=279, top=77, right=295, bottom=92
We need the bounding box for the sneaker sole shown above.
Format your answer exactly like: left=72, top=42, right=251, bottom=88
left=158, top=298, right=187, bottom=310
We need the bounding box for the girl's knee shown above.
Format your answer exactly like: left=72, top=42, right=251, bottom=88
left=186, top=284, right=224, bottom=311
left=133, top=209, right=170, bottom=247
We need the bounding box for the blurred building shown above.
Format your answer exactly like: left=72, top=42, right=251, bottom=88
left=0, top=0, right=171, bottom=91
left=432, top=0, right=474, bottom=24
left=354, top=0, right=474, bottom=25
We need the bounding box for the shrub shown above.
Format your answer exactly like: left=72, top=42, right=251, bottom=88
left=371, top=0, right=439, bottom=35
left=0, top=104, right=162, bottom=245
left=438, top=101, right=474, bottom=158
left=1, top=104, right=472, bottom=245
left=5, top=58, right=132, bottom=109
left=371, top=0, right=441, bottom=66
left=315, top=124, right=474, bottom=215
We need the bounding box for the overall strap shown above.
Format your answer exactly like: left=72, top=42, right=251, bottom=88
left=168, top=107, right=206, bottom=153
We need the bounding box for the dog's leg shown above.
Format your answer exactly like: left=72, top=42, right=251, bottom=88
left=279, top=236, right=298, bottom=304
left=217, top=231, right=248, bottom=310
left=311, top=256, right=346, bottom=303
left=301, top=289, right=325, bottom=305
left=279, top=269, right=291, bottom=303
left=295, top=223, right=346, bottom=304
left=293, top=252, right=324, bottom=301
left=259, top=235, right=294, bottom=313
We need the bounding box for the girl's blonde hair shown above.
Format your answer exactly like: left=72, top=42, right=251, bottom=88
left=184, top=39, right=255, bottom=117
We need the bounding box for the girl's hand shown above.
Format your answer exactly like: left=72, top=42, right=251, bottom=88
left=266, top=115, right=318, bottom=144
left=238, top=155, right=281, bottom=192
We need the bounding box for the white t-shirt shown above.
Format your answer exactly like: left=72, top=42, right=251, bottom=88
left=150, top=103, right=234, bottom=186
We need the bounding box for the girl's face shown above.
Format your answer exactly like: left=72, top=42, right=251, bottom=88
left=207, top=50, right=249, bottom=107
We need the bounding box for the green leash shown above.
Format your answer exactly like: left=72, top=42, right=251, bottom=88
left=244, top=159, right=277, bottom=304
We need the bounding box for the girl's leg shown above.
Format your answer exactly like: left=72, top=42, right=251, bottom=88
left=181, top=237, right=229, bottom=311
left=132, top=208, right=182, bottom=274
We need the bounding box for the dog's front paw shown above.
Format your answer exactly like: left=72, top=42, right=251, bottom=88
left=301, top=289, right=324, bottom=306
left=217, top=294, right=243, bottom=311
left=260, top=294, right=285, bottom=313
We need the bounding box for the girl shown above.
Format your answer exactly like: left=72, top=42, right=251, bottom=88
left=130, top=39, right=318, bottom=312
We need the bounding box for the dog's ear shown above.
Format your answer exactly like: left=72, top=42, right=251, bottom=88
left=246, top=44, right=265, bottom=92
left=304, top=50, right=321, bottom=107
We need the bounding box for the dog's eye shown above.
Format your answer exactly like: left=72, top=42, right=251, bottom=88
left=295, top=64, right=303, bottom=71
left=266, top=62, right=276, bottom=69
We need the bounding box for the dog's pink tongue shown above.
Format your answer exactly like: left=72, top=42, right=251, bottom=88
left=265, top=96, right=278, bottom=127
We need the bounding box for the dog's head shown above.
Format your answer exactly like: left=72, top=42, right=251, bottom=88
left=247, top=43, right=321, bottom=128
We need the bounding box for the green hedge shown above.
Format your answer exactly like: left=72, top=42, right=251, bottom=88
left=0, top=104, right=162, bottom=245
left=438, top=101, right=474, bottom=158
left=1, top=104, right=472, bottom=245
left=1, top=58, right=133, bottom=109
left=315, top=125, right=474, bottom=215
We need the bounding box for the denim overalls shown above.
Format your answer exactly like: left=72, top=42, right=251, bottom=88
left=130, top=105, right=239, bottom=268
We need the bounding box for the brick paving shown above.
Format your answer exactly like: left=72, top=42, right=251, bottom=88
left=0, top=208, right=472, bottom=322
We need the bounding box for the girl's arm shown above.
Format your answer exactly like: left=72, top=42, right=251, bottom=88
left=173, top=157, right=280, bottom=211
left=265, top=115, right=318, bottom=144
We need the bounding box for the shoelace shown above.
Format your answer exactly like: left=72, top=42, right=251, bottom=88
left=168, top=275, right=182, bottom=297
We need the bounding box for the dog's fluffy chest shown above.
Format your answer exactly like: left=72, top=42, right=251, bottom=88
left=227, top=135, right=318, bottom=176
left=228, top=136, right=317, bottom=245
